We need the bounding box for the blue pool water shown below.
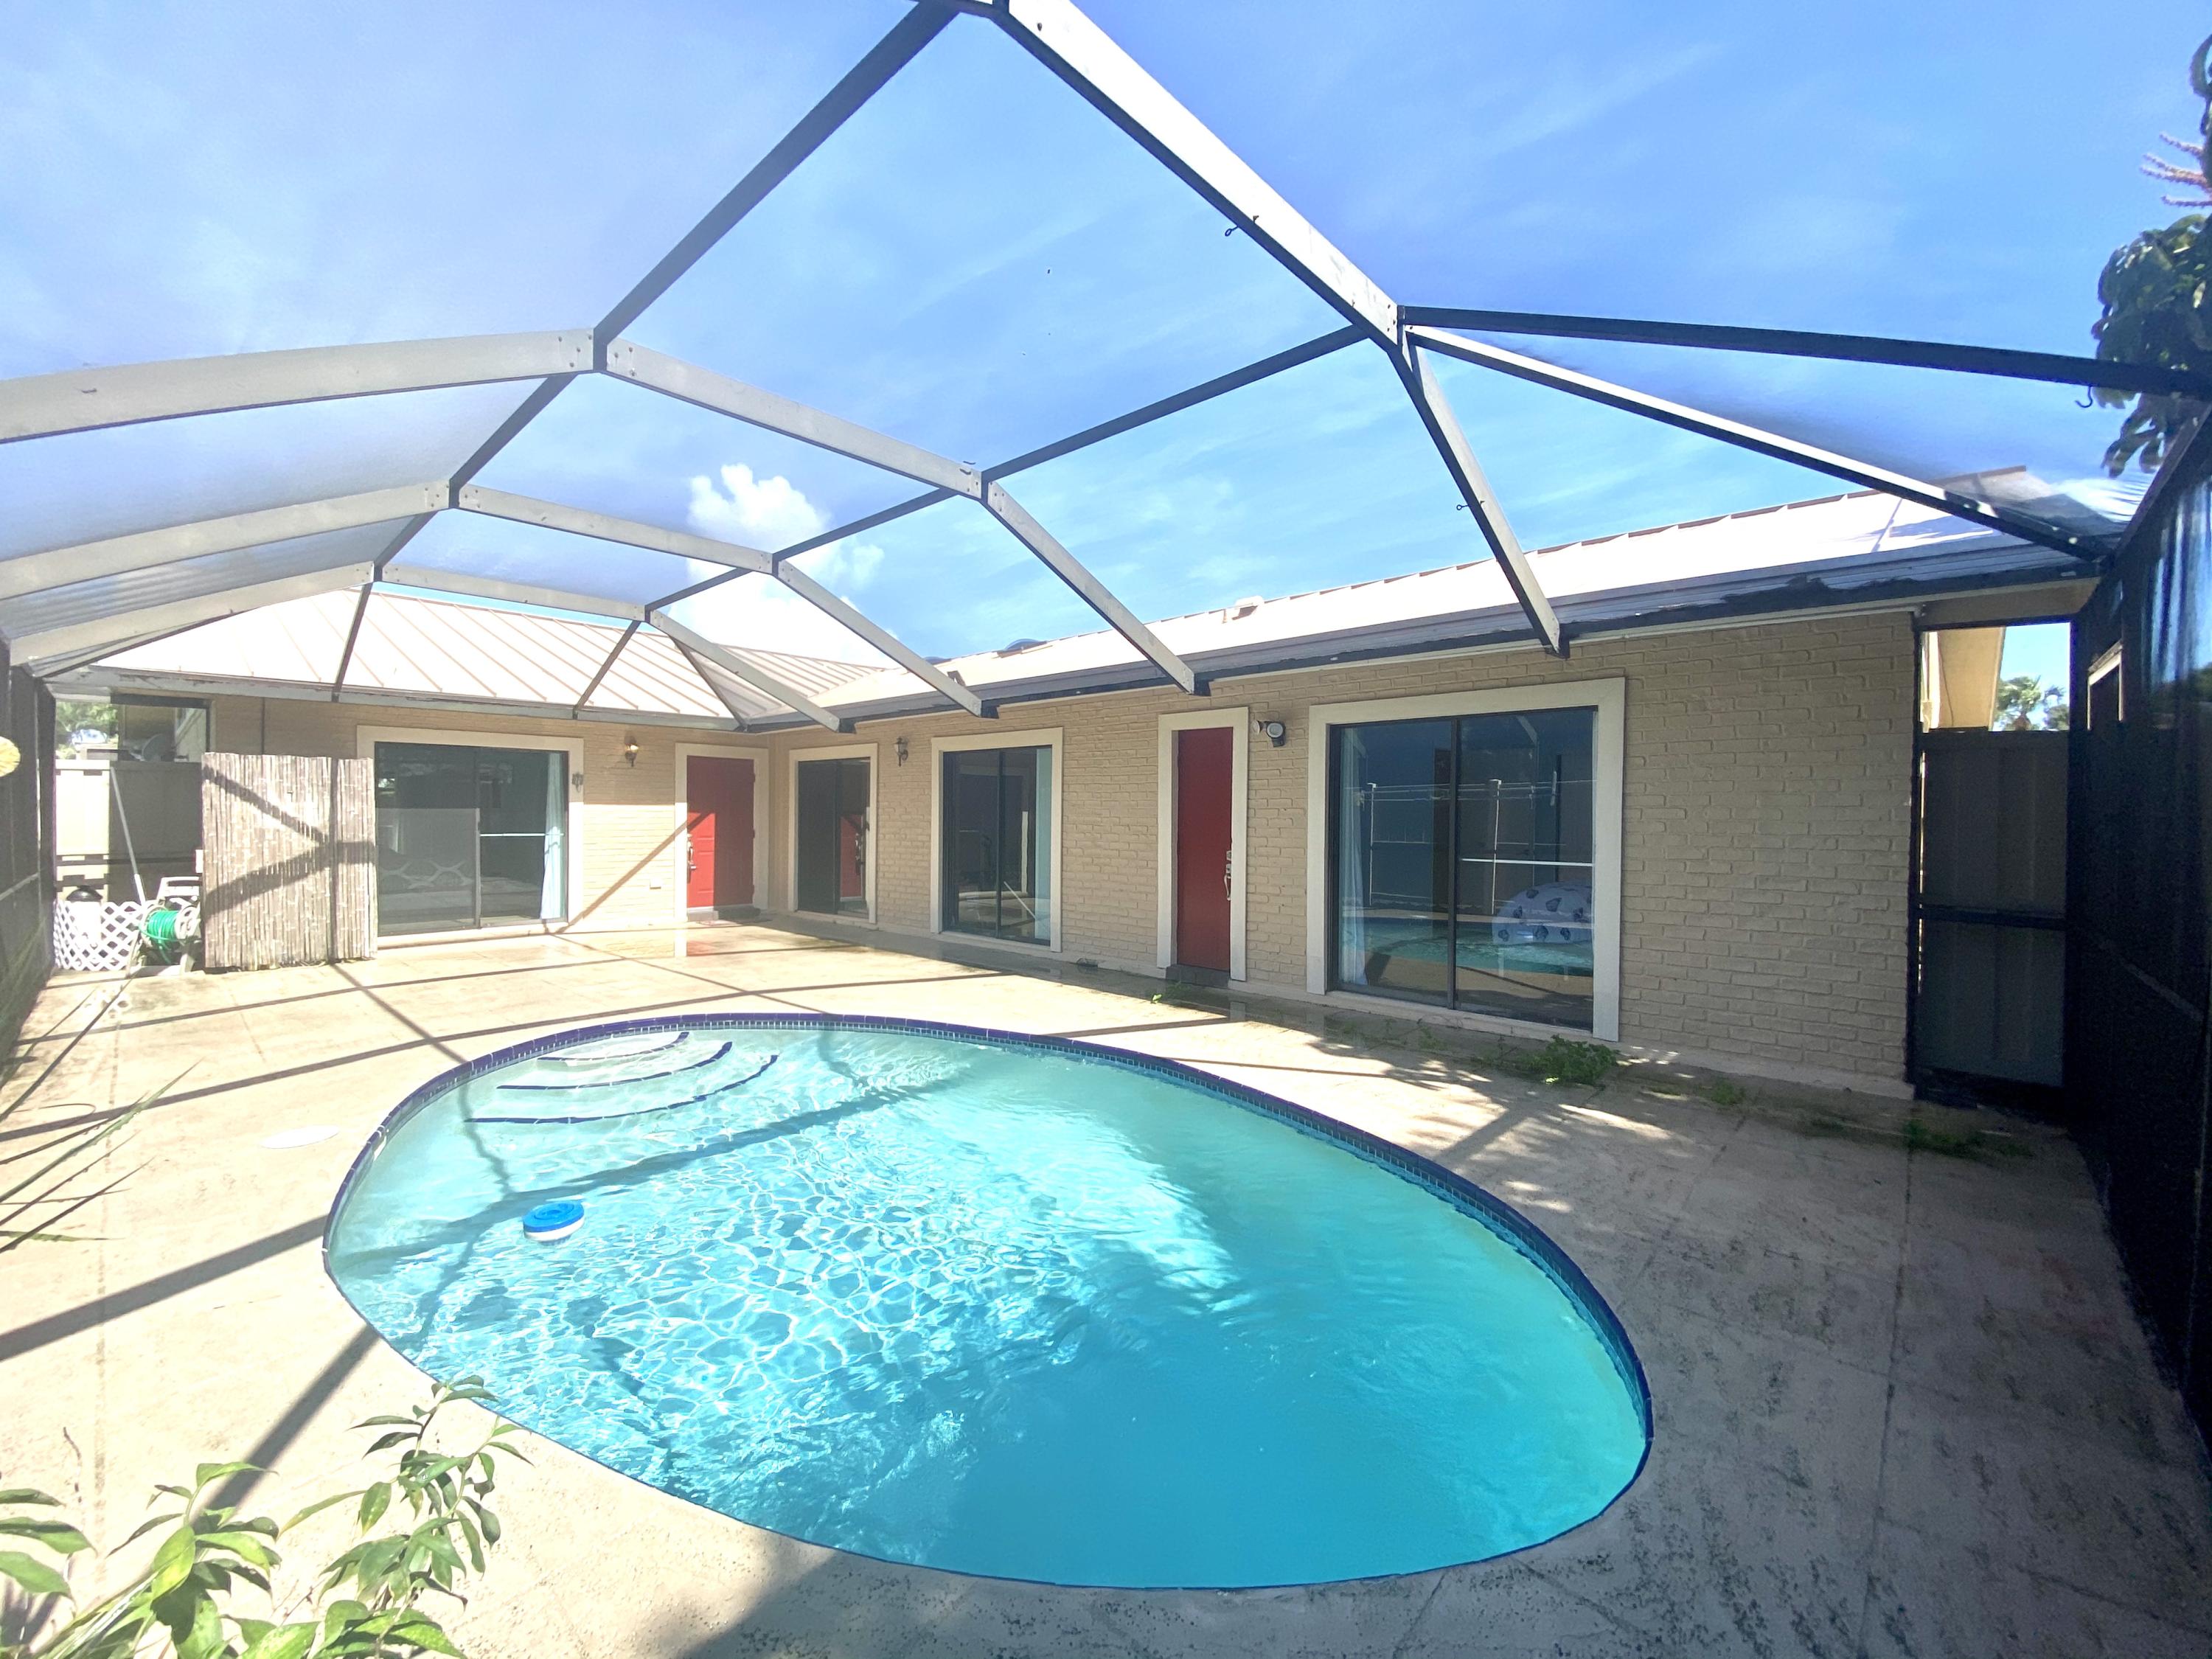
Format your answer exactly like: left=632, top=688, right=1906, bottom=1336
left=326, top=1017, right=1648, bottom=1587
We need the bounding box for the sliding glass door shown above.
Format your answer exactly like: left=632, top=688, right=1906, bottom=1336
left=942, top=745, right=1052, bottom=945
left=794, top=756, right=870, bottom=917
left=373, top=743, right=566, bottom=936
left=1331, top=709, right=1595, bottom=1029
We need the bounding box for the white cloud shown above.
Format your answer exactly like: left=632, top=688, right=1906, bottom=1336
left=675, top=464, right=892, bottom=664
left=686, top=462, right=826, bottom=549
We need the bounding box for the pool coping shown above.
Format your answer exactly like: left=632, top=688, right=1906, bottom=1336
left=322, top=1010, right=1656, bottom=1593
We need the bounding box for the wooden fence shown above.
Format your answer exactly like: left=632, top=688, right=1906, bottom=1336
left=201, top=753, right=375, bottom=970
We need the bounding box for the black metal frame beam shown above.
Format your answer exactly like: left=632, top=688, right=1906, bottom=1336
left=1399, top=305, right=2212, bottom=402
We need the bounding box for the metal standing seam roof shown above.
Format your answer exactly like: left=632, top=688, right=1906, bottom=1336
left=60, top=481, right=2085, bottom=730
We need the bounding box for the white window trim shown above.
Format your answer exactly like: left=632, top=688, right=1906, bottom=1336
left=931, top=727, right=1065, bottom=955
left=355, top=724, right=585, bottom=936
left=1303, top=678, right=1625, bottom=1042
left=672, top=742, right=769, bottom=928
left=1156, top=706, right=1249, bottom=981
left=785, top=742, right=878, bottom=927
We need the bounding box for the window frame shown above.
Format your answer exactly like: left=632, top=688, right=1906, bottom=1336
left=1304, top=680, right=1624, bottom=1041
left=930, top=727, right=1065, bottom=954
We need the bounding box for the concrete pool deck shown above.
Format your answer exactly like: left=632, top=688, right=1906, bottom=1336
left=2, top=922, right=2208, bottom=1658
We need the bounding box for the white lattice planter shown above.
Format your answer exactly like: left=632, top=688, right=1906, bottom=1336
left=53, top=900, right=155, bottom=973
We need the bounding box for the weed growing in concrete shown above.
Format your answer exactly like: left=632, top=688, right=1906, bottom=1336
left=1489, top=1037, right=1617, bottom=1088
left=1904, top=1115, right=2034, bottom=1162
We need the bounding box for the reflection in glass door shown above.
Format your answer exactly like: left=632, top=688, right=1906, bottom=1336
left=1329, top=709, right=1594, bottom=1029
left=941, top=745, right=1052, bottom=945
left=794, top=756, right=869, bottom=917
left=373, top=743, right=567, bottom=936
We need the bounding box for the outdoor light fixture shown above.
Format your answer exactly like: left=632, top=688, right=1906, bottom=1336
left=896, top=737, right=909, bottom=765
left=1257, top=719, right=1288, bottom=748
left=623, top=738, right=639, bottom=768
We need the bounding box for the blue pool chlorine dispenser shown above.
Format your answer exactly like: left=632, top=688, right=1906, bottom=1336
left=522, top=1199, right=585, bottom=1242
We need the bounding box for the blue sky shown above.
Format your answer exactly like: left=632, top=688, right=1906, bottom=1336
left=1, top=1, right=2205, bottom=661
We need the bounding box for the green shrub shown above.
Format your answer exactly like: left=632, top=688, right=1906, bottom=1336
left=1, top=1377, right=523, bottom=1659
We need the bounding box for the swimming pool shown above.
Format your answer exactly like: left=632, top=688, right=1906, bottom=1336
left=325, top=1016, right=1649, bottom=1588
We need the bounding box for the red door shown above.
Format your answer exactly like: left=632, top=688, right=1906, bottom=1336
left=686, top=756, right=754, bottom=910
left=1174, top=726, right=1234, bottom=972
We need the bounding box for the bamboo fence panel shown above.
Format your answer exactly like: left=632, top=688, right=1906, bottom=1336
left=200, top=753, right=375, bottom=970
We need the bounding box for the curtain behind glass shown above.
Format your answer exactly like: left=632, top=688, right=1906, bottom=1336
left=540, top=755, right=566, bottom=920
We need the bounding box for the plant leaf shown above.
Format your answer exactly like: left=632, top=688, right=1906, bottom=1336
left=123, top=1510, right=185, bottom=1545
left=0, top=1489, right=64, bottom=1506
left=0, top=1548, right=71, bottom=1598
left=192, top=1461, right=262, bottom=1493
left=0, top=1517, right=91, bottom=1553
left=386, top=1613, right=467, bottom=1657
left=356, top=1483, right=390, bottom=1532
left=284, top=1489, right=364, bottom=1530
left=147, top=1523, right=197, bottom=1599
left=237, top=1623, right=316, bottom=1659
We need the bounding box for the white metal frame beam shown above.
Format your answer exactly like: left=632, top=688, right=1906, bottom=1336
left=0, top=484, right=445, bottom=602
left=611, top=339, right=1201, bottom=694
left=0, top=334, right=593, bottom=445
left=651, top=326, right=1363, bottom=609
left=454, top=485, right=773, bottom=571
left=1408, top=326, right=2100, bottom=562
left=605, top=341, right=984, bottom=498
left=12, top=561, right=377, bottom=667
left=378, top=566, right=644, bottom=622
left=648, top=609, right=848, bottom=733
left=451, top=483, right=977, bottom=711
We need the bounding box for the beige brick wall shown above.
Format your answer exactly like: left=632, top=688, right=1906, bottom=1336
left=207, top=698, right=760, bottom=931
left=209, top=608, right=1913, bottom=1084
left=771, top=611, right=1915, bottom=1085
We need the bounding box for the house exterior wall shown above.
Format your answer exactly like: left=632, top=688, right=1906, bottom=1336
left=770, top=611, right=1916, bottom=1088
left=204, top=698, right=750, bottom=932
left=204, top=607, right=1914, bottom=1088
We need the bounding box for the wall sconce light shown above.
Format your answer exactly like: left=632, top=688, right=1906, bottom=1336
left=895, top=736, right=909, bottom=765
left=623, top=738, right=639, bottom=768
left=1256, top=718, right=1288, bottom=748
